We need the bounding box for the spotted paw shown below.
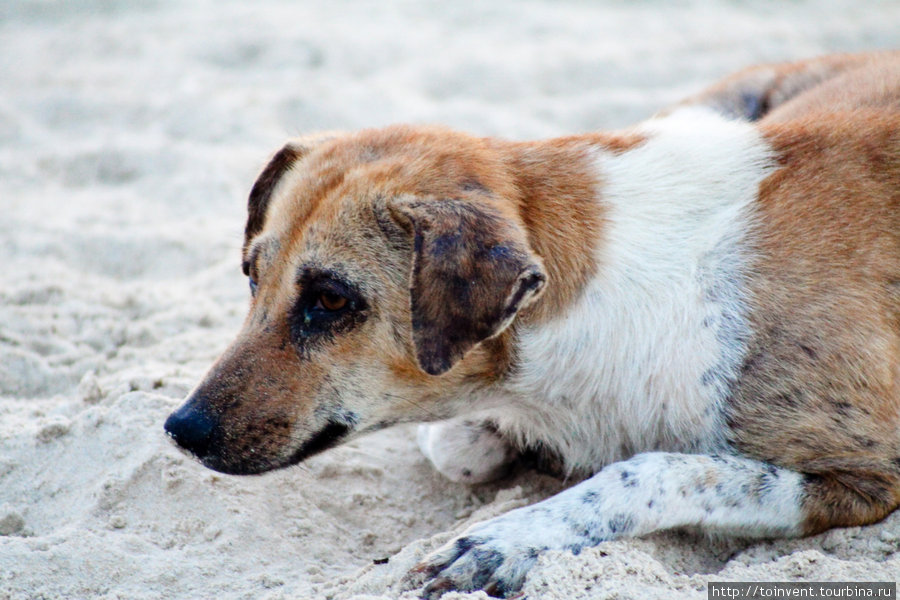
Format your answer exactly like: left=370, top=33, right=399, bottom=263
left=413, top=509, right=555, bottom=599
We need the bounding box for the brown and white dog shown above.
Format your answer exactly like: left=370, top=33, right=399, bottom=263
left=165, top=51, right=900, bottom=598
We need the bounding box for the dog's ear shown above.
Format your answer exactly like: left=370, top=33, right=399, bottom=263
left=244, top=132, right=344, bottom=253
left=388, top=199, right=546, bottom=376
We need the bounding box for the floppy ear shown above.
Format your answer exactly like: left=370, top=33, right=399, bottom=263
left=388, top=199, right=546, bottom=376
left=244, top=132, right=344, bottom=255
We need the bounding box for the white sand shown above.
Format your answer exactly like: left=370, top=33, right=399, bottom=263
left=1, top=1, right=898, bottom=598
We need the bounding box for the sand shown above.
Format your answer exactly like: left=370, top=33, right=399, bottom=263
left=1, top=1, right=898, bottom=598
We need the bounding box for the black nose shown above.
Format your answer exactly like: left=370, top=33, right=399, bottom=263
left=164, top=401, right=217, bottom=458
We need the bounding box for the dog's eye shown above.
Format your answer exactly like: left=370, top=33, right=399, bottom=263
left=315, top=290, right=348, bottom=312
left=290, top=271, right=368, bottom=345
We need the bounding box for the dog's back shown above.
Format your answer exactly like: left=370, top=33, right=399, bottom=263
left=679, top=50, right=900, bottom=121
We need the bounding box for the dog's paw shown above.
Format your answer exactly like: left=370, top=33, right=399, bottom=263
left=413, top=510, right=553, bottom=599
left=416, top=536, right=538, bottom=599
left=417, top=419, right=516, bottom=484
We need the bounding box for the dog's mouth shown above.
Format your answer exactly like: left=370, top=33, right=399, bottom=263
left=200, top=432, right=344, bottom=477
left=282, top=420, right=352, bottom=468
left=190, top=422, right=352, bottom=476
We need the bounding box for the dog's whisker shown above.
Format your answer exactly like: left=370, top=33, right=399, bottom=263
left=288, top=462, right=314, bottom=476
left=384, top=393, right=443, bottom=421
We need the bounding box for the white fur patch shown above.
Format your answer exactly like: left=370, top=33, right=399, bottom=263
left=492, top=107, right=776, bottom=473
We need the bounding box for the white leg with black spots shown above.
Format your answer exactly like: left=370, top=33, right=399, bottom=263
left=417, top=452, right=804, bottom=598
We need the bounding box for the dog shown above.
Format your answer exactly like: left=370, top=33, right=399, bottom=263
left=165, top=51, right=900, bottom=598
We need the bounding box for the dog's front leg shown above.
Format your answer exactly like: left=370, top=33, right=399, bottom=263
left=414, top=452, right=804, bottom=599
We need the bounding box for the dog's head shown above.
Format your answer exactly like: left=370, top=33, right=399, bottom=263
left=164, top=126, right=546, bottom=474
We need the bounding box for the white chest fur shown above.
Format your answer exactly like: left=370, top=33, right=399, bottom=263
left=493, top=108, right=777, bottom=474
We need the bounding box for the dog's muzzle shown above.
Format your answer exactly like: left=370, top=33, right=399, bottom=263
left=164, top=392, right=355, bottom=475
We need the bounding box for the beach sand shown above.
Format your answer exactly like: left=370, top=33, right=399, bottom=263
left=1, top=1, right=898, bottom=598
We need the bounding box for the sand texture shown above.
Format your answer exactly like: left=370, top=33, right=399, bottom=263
left=1, top=1, right=899, bottom=598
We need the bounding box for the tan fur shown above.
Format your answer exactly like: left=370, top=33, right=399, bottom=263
left=728, top=102, right=900, bottom=532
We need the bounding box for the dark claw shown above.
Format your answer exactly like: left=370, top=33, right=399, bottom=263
left=484, top=580, right=505, bottom=598
left=412, top=536, right=476, bottom=577
left=485, top=578, right=527, bottom=599
left=410, top=561, right=443, bottom=578
left=422, top=576, right=457, bottom=600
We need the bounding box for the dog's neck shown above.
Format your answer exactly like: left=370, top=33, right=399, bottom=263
left=503, top=134, right=640, bottom=324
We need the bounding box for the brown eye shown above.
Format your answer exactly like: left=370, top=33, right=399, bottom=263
left=316, top=291, right=348, bottom=311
